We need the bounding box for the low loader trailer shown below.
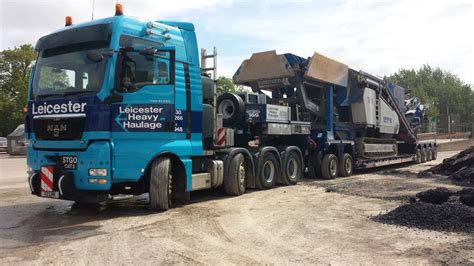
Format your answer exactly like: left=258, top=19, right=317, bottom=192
left=26, top=4, right=435, bottom=210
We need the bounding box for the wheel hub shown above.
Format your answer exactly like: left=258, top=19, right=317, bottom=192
left=263, top=161, right=275, bottom=182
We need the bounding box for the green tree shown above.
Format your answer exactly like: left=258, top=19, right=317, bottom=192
left=0, top=44, right=37, bottom=136
left=386, top=64, right=473, bottom=123
left=216, top=76, right=239, bottom=95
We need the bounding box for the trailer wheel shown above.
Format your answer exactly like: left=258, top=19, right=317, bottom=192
left=282, top=151, right=302, bottom=185
left=415, top=148, right=422, bottom=164
left=421, top=147, right=427, bottom=163
left=257, top=152, right=279, bottom=189
left=426, top=147, right=432, bottom=161
left=217, top=93, right=245, bottom=127
left=338, top=153, right=353, bottom=177
left=149, top=157, right=172, bottom=211
left=321, top=154, right=338, bottom=179
left=225, top=153, right=246, bottom=196
left=432, top=147, right=438, bottom=160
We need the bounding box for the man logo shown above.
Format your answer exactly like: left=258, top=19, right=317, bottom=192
left=47, top=124, right=67, bottom=137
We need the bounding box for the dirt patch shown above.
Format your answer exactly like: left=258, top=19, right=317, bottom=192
left=373, top=202, right=474, bottom=233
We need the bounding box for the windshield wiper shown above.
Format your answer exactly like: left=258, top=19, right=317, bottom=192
left=36, top=93, right=63, bottom=99
left=62, top=90, right=94, bottom=97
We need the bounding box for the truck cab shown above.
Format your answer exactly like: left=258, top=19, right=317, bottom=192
left=26, top=6, right=208, bottom=206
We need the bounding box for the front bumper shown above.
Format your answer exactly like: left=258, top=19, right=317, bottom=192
left=27, top=141, right=112, bottom=196
left=28, top=167, right=108, bottom=203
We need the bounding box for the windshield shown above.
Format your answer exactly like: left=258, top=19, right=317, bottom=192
left=32, top=43, right=109, bottom=98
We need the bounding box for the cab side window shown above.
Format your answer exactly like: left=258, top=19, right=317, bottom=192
left=118, top=35, right=173, bottom=93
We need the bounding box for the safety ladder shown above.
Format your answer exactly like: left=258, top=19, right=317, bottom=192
left=200, top=47, right=218, bottom=80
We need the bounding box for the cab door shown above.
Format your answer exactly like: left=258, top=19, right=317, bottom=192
left=109, top=46, right=176, bottom=180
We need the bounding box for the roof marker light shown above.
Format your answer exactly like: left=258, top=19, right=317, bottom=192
left=65, top=16, right=73, bottom=26
left=115, top=3, right=123, bottom=16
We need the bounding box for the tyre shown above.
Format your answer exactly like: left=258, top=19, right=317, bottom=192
left=338, top=153, right=353, bottom=177
left=321, top=154, right=338, bottom=179
left=224, top=153, right=246, bottom=196
left=257, top=152, right=279, bottom=189
left=282, top=150, right=302, bottom=185
left=149, top=157, right=172, bottom=211
left=432, top=146, right=438, bottom=160
left=202, top=76, right=215, bottom=101
left=415, top=148, right=422, bottom=164
left=307, top=153, right=321, bottom=179
left=426, top=147, right=432, bottom=161
left=420, top=147, right=427, bottom=163
left=217, top=93, right=245, bottom=127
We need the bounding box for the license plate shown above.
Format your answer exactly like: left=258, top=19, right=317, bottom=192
left=61, top=156, right=77, bottom=169
left=41, top=191, right=59, bottom=198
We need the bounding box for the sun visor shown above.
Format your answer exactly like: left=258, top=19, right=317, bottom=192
left=305, top=52, right=349, bottom=87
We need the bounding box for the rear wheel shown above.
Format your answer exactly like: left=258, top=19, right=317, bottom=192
left=415, top=148, right=422, bottom=164
left=257, top=152, right=279, bottom=189
left=432, top=146, right=438, bottom=160
left=321, top=154, right=338, bottom=179
left=225, top=153, right=246, bottom=196
left=421, top=147, right=427, bottom=163
left=149, top=157, right=172, bottom=211
left=282, top=151, right=302, bottom=185
left=426, top=147, right=432, bottom=161
left=338, top=153, right=353, bottom=177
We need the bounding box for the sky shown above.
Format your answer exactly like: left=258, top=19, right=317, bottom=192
left=0, top=0, right=472, bottom=84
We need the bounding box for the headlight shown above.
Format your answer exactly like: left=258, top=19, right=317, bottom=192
left=88, top=168, right=107, bottom=176
left=27, top=165, right=33, bottom=174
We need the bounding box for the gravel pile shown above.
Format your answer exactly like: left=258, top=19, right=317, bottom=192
left=373, top=202, right=474, bottom=233
left=416, top=187, right=454, bottom=204
left=421, top=146, right=474, bottom=186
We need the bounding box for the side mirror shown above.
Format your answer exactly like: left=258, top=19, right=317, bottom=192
left=104, top=92, right=123, bottom=104
left=86, top=50, right=104, bottom=62
left=139, top=47, right=157, bottom=57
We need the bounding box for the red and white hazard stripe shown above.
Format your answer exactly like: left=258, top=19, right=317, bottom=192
left=217, top=128, right=226, bottom=146
left=40, top=166, right=54, bottom=192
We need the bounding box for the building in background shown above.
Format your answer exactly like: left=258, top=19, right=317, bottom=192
left=7, top=124, right=26, bottom=155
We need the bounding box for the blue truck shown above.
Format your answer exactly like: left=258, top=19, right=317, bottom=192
left=26, top=4, right=436, bottom=210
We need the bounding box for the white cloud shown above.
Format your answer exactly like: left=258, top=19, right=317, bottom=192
left=208, top=0, right=472, bottom=84
left=0, top=0, right=472, bottom=84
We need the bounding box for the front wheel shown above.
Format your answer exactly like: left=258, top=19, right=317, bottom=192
left=149, top=157, right=172, bottom=211
left=224, top=153, right=247, bottom=196
left=321, top=154, right=338, bottom=179
left=415, top=148, right=422, bottom=164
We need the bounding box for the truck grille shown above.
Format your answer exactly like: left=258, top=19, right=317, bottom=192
left=33, top=115, right=85, bottom=140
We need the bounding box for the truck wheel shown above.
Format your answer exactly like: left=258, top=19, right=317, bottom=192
left=321, top=154, right=338, bottom=179
left=415, top=148, right=422, bottom=164
left=338, top=153, right=353, bottom=177
left=432, top=147, right=438, bottom=160
left=421, top=147, right=427, bottom=163
left=217, top=93, right=245, bottom=127
left=225, top=153, right=246, bottom=196
left=149, top=157, right=172, bottom=211
left=426, top=147, right=432, bottom=161
left=282, top=151, right=302, bottom=185
left=257, top=152, right=279, bottom=189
